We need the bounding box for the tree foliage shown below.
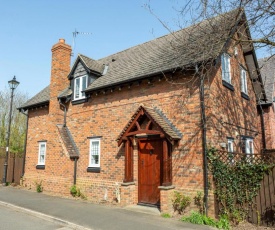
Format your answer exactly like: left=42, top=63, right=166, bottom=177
left=146, top=0, right=274, bottom=56
left=0, top=87, right=28, bottom=154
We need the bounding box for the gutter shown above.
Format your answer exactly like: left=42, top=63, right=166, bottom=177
left=19, top=109, right=28, bottom=177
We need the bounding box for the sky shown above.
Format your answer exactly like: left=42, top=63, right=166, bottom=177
left=0, top=0, right=184, bottom=98
left=0, top=0, right=270, bottom=99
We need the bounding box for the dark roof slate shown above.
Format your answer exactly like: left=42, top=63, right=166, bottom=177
left=85, top=8, right=242, bottom=92
left=18, top=86, right=50, bottom=110
left=79, top=54, right=105, bottom=74
left=258, top=56, right=275, bottom=103
left=58, top=87, right=72, bottom=99
left=57, top=125, right=79, bottom=159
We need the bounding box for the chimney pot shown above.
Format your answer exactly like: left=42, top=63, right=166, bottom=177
left=59, top=38, right=65, bottom=43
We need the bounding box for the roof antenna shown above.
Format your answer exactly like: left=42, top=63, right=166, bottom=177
left=71, top=29, right=92, bottom=57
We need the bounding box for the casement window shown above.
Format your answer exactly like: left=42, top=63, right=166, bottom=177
left=74, top=75, right=88, bottom=100
left=227, top=138, right=234, bottom=163
left=240, top=67, right=248, bottom=95
left=89, top=138, right=101, bottom=168
left=241, top=137, right=254, bottom=154
left=241, top=136, right=254, bottom=162
left=38, top=141, right=46, bottom=165
left=227, top=138, right=234, bottom=153
left=221, top=53, right=231, bottom=84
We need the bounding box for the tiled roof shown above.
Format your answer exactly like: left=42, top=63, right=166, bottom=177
left=18, top=86, right=50, bottom=110
left=79, top=54, right=105, bottom=74
left=57, top=125, right=79, bottom=159
left=85, top=8, right=242, bottom=92
left=258, top=56, right=275, bottom=103
left=117, top=106, right=182, bottom=142
left=58, top=87, right=72, bottom=99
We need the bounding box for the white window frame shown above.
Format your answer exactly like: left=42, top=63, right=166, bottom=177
left=240, top=67, right=248, bottom=95
left=227, top=138, right=234, bottom=153
left=241, top=137, right=254, bottom=163
left=227, top=138, right=234, bottom=163
left=221, top=53, right=231, bottom=84
left=74, top=75, right=88, bottom=100
left=89, top=138, right=101, bottom=167
left=38, top=142, right=46, bottom=165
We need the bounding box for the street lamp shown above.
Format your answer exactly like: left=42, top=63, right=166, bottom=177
left=2, top=76, right=20, bottom=185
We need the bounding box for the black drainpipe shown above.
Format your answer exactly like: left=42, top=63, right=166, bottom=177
left=73, top=158, right=77, bottom=185
left=58, top=99, right=67, bottom=127
left=20, top=109, right=28, bottom=177
left=198, top=68, right=208, bottom=216
left=258, top=103, right=267, bottom=150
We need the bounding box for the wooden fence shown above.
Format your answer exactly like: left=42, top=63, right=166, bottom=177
left=213, top=150, right=275, bottom=227
left=0, top=151, right=23, bottom=185
left=248, top=166, right=275, bottom=226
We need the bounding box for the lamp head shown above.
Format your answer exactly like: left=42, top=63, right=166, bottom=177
left=8, top=76, right=20, bottom=90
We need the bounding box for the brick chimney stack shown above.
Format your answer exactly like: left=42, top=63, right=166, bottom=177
left=49, top=38, right=72, bottom=117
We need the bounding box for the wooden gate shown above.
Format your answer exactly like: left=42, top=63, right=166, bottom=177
left=248, top=153, right=275, bottom=227
left=0, top=152, right=23, bottom=185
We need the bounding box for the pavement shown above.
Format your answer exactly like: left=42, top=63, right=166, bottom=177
left=0, top=186, right=213, bottom=230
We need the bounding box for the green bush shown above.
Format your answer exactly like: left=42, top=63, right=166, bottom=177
left=181, top=211, right=230, bottom=230
left=70, top=185, right=87, bottom=200
left=35, top=180, right=43, bottom=193
left=70, top=185, right=79, bottom=197
left=194, top=191, right=204, bottom=214
left=161, top=213, right=171, bottom=218
left=172, top=191, right=191, bottom=214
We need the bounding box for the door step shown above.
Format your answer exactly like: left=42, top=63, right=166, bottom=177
left=124, top=204, right=160, bottom=215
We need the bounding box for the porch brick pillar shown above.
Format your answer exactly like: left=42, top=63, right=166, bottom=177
left=123, top=139, right=133, bottom=183
left=162, top=139, right=172, bottom=186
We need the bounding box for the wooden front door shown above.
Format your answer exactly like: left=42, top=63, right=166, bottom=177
left=138, top=139, right=162, bottom=206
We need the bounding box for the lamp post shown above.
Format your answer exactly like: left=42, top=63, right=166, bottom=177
left=2, top=76, right=20, bottom=185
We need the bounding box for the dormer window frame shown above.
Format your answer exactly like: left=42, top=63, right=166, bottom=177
left=73, top=75, right=88, bottom=101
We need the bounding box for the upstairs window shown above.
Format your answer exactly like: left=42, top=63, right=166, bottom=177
left=221, top=53, right=231, bottom=84
left=38, top=141, right=46, bottom=165
left=89, top=138, right=101, bottom=168
left=74, top=75, right=88, bottom=100
left=240, top=67, right=248, bottom=95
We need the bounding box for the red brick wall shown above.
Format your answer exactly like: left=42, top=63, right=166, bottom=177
left=263, top=105, right=275, bottom=149
left=206, top=42, right=262, bottom=153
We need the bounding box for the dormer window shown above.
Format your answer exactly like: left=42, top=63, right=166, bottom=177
left=74, top=75, right=87, bottom=100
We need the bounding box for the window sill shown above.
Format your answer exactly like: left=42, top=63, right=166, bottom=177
left=222, top=80, right=234, bottom=91
left=241, top=92, right=250, bottom=100
left=36, top=165, right=45, bottom=170
left=158, top=185, right=175, bottom=190
left=87, top=167, right=100, bottom=173
left=72, top=98, right=86, bottom=105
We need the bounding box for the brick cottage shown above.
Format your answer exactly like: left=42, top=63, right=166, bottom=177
left=19, top=8, right=266, bottom=215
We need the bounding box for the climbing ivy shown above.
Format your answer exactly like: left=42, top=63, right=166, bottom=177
left=207, top=147, right=275, bottom=224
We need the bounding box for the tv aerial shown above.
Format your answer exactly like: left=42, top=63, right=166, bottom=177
left=71, top=29, right=92, bottom=57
